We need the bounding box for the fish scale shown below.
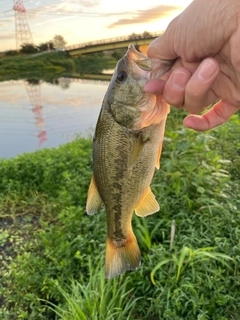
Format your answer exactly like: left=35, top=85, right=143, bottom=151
left=86, top=44, right=171, bottom=278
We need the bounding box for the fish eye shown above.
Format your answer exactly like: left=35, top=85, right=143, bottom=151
left=117, top=71, right=127, bottom=82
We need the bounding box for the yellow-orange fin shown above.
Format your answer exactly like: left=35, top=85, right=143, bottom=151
left=128, top=133, right=150, bottom=168
left=155, top=143, right=163, bottom=169
left=128, top=135, right=145, bottom=168
left=135, top=187, right=159, bottom=217
left=105, top=233, right=141, bottom=279
left=155, top=112, right=169, bottom=169
left=86, top=175, right=103, bottom=215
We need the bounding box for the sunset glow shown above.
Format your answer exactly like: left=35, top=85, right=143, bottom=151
left=0, top=0, right=193, bottom=51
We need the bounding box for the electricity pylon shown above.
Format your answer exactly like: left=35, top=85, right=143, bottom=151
left=13, top=0, right=33, bottom=49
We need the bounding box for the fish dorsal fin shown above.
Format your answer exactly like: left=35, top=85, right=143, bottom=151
left=86, top=175, right=103, bottom=215
left=128, top=133, right=149, bottom=168
left=135, top=187, right=159, bottom=217
left=155, top=143, right=163, bottom=170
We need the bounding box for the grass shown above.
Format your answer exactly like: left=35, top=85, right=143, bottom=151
left=46, top=257, right=138, bottom=320
left=0, top=108, right=240, bottom=319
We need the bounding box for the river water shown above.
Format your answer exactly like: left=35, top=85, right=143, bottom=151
left=0, top=78, right=109, bottom=159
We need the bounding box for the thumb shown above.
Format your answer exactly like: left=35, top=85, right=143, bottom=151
left=147, top=25, right=178, bottom=60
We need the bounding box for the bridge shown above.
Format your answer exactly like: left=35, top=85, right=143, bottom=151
left=66, top=31, right=164, bottom=57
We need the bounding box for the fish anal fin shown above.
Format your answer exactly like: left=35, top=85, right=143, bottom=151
left=155, top=143, right=163, bottom=170
left=86, top=175, right=103, bottom=215
left=128, top=133, right=149, bottom=168
left=105, top=233, right=141, bottom=278
left=135, top=187, right=159, bottom=217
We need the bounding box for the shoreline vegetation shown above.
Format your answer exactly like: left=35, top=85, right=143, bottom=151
left=0, top=102, right=240, bottom=318
left=0, top=50, right=121, bottom=82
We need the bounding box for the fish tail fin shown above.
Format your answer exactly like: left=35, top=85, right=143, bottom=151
left=105, top=232, right=141, bottom=279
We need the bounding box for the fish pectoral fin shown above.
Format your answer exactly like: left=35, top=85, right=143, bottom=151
left=135, top=187, right=159, bottom=217
left=86, top=175, right=103, bottom=215
left=128, top=133, right=148, bottom=168
left=105, top=233, right=141, bottom=279
left=155, top=143, right=163, bottom=170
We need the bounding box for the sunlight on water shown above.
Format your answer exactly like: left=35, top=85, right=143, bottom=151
left=0, top=78, right=109, bottom=159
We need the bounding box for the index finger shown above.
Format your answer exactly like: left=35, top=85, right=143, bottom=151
left=183, top=100, right=239, bottom=131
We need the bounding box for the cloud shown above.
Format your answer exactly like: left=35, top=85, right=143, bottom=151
left=28, top=0, right=99, bottom=17
left=108, top=5, right=183, bottom=28
left=0, top=17, right=14, bottom=27
left=62, top=0, right=99, bottom=8
left=35, top=15, right=73, bottom=26
left=0, top=33, right=15, bottom=40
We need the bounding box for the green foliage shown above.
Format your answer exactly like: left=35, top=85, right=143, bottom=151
left=0, top=51, right=115, bottom=81
left=0, top=52, right=71, bottom=80
left=128, top=31, right=152, bottom=40
left=20, top=43, right=38, bottom=54
left=38, top=41, right=54, bottom=52
left=111, top=49, right=126, bottom=61
left=75, top=53, right=112, bottom=75
left=4, top=50, right=19, bottom=57
left=150, top=246, right=236, bottom=285
left=0, top=137, right=92, bottom=204
left=53, top=35, right=67, bottom=49
left=1, top=110, right=240, bottom=319
left=47, top=258, right=138, bottom=320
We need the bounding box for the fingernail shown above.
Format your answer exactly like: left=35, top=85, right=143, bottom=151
left=197, top=59, right=217, bottom=81
left=171, top=71, right=189, bottom=89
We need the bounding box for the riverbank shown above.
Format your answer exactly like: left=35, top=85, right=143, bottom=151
left=1, top=108, right=240, bottom=319
left=0, top=51, right=116, bottom=82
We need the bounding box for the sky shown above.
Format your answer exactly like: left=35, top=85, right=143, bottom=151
left=0, top=0, right=193, bottom=52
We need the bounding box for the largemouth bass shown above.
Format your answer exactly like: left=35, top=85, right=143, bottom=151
left=86, top=44, right=171, bottom=279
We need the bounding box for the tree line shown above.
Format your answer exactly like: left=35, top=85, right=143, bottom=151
left=5, top=35, right=67, bottom=56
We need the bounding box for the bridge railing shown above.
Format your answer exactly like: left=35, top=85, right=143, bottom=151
left=66, top=31, right=164, bottom=51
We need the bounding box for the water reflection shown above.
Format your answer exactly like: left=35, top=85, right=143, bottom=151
left=0, top=77, right=109, bottom=159
left=25, top=80, right=47, bottom=147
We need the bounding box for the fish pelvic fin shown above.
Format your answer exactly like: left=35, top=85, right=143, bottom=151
left=105, top=233, right=141, bottom=279
left=86, top=175, right=103, bottom=215
left=135, top=187, right=159, bottom=217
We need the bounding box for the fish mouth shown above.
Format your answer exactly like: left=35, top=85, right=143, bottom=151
left=126, top=44, right=152, bottom=81
left=125, top=46, right=170, bottom=130
left=111, top=44, right=170, bottom=131
left=127, top=44, right=152, bottom=70
left=127, top=43, right=174, bottom=81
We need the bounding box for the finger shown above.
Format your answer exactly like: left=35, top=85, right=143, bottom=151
left=147, top=26, right=177, bottom=60
left=144, top=60, right=185, bottom=95
left=144, top=79, right=165, bottom=96
left=162, top=67, right=192, bottom=108
left=183, top=100, right=239, bottom=131
left=184, top=58, right=220, bottom=114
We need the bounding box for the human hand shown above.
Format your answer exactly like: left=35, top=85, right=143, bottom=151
left=145, top=0, right=240, bottom=131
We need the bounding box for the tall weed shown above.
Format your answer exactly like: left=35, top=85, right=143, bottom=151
left=47, top=258, right=138, bottom=320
